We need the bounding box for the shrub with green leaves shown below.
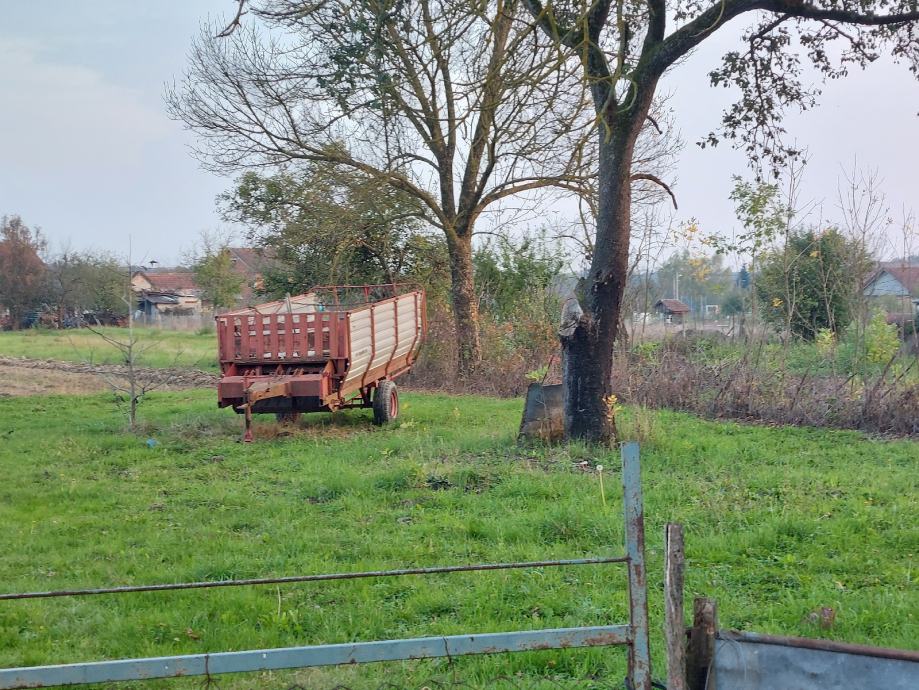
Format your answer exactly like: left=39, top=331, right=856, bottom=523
left=864, top=310, right=900, bottom=365
left=814, top=328, right=836, bottom=359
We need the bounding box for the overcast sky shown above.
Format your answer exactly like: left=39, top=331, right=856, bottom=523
left=1, top=2, right=917, bottom=266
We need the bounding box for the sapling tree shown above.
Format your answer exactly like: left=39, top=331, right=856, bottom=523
left=83, top=250, right=183, bottom=431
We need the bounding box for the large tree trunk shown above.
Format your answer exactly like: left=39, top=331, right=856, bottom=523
left=562, top=109, right=648, bottom=443
left=447, top=232, right=482, bottom=377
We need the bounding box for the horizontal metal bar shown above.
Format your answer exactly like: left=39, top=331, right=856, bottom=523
left=0, top=557, right=627, bottom=602
left=0, top=625, right=631, bottom=689
left=717, top=630, right=919, bottom=663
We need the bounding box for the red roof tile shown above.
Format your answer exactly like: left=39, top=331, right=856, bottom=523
left=141, top=271, right=198, bottom=294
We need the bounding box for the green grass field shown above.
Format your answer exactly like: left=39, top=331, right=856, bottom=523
left=0, top=328, right=217, bottom=370
left=0, top=390, right=915, bottom=688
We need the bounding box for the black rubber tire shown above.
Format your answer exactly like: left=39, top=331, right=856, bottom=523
left=275, top=411, right=301, bottom=424
left=372, top=380, right=399, bottom=425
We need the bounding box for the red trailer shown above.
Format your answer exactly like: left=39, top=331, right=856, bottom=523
left=216, top=284, right=425, bottom=440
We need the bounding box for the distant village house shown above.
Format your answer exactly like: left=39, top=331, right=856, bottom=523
left=130, top=247, right=275, bottom=321
left=863, top=263, right=919, bottom=333
left=654, top=298, right=690, bottom=324
left=131, top=270, right=202, bottom=320
left=226, top=246, right=275, bottom=303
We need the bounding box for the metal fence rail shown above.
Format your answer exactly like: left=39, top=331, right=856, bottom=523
left=0, top=627, right=632, bottom=688
left=0, top=557, right=629, bottom=602
left=0, top=442, right=651, bottom=690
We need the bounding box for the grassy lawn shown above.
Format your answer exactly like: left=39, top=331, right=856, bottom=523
left=0, top=391, right=915, bottom=689
left=0, top=328, right=217, bottom=370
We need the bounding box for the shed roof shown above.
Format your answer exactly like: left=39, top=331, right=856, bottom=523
left=655, top=299, right=690, bottom=314
left=221, top=292, right=319, bottom=317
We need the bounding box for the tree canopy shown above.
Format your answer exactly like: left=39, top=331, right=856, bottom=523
left=755, top=226, right=871, bottom=339
left=189, top=236, right=247, bottom=311
left=0, top=216, right=47, bottom=329
left=46, top=251, right=124, bottom=319
left=220, top=164, right=448, bottom=298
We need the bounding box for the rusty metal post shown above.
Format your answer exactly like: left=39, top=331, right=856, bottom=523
left=621, top=442, right=651, bottom=690
left=687, top=597, right=717, bottom=690
left=664, top=523, right=687, bottom=690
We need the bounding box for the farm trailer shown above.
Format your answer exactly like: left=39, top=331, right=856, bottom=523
left=216, top=284, right=425, bottom=439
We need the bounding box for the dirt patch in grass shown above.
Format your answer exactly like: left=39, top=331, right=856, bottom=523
left=0, top=364, right=112, bottom=396
left=0, top=357, right=216, bottom=397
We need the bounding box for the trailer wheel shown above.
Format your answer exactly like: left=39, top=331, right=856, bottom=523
left=275, top=411, right=301, bottom=425
left=373, top=381, right=399, bottom=425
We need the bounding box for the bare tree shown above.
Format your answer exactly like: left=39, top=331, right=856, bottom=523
left=83, top=248, right=181, bottom=430
left=85, top=318, right=170, bottom=431
left=167, top=0, right=602, bottom=376
left=837, top=162, right=891, bottom=355
left=527, top=0, right=919, bottom=442
left=46, top=248, right=124, bottom=324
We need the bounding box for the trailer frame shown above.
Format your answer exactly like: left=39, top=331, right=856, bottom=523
left=215, top=284, right=425, bottom=437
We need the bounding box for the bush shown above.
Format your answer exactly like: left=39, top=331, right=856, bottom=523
left=815, top=328, right=836, bottom=359
left=865, top=310, right=900, bottom=365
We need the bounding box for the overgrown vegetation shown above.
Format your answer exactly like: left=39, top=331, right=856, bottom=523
left=755, top=227, right=870, bottom=340
left=0, top=390, right=915, bottom=689
left=617, top=335, right=918, bottom=436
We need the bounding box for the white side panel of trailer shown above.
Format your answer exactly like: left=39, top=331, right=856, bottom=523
left=345, top=294, right=422, bottom=387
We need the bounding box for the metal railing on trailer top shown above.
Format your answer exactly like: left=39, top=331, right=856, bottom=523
left=0, top=443, right=652, bottom=690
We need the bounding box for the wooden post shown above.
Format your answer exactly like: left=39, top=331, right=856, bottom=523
left=686, top=597, right=717, bottom=690
left=664, top=524, right=686, bottom=690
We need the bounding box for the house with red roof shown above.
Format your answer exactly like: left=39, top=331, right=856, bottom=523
left=864, top=262, right=919, bottom=321
left=131, top=269, right=202, bottom=320
left=129, top=247, right=276, bottom=320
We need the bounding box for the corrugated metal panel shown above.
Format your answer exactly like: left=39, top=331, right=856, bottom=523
left=713, top=632, right=919, bottom=690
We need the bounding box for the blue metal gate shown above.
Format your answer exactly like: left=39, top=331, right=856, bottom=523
left=0, top=443, right=651, bottom=689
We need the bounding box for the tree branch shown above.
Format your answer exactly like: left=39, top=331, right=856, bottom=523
left=769, top=1, right=919, bottom=26
left=644, top=0, right=667, bottom=45
left=216, top=0, right=248, bottom=38
left=630, top=173, right=677, bottom=209
left=652, top=0, right=919, bottom=76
